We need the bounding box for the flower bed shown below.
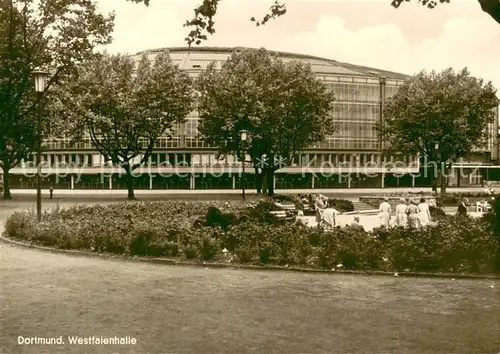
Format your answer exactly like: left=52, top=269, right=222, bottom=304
left=3, top=200, right=500, bottom=275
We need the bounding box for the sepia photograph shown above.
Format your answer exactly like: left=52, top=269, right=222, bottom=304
left=1, top=0, right=499, bottom=353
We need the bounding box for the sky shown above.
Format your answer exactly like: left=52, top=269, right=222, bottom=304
left=96, top=0, right=500, bottom=91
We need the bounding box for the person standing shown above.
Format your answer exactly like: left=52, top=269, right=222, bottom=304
left=378, top=197, right=392, bottom=228
left=406, top=199, right=419, bottom=228
left=457, top=198, right=468, bottom=216
left=394, top=198, right=408, bottom=227
left=321, top=204, right=340, bottom=230
left=417, top=197, right=432, bottom=227
left=313, top=195, right=326, bottom=224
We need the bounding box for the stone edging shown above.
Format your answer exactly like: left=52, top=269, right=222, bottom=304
left=1, top=234, right=499, bottom=280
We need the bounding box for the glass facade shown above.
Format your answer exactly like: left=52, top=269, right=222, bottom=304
left=9, top=47, right=498, bottom=189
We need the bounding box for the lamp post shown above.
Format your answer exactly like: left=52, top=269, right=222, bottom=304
left=240, top=130, right=248, bottom=201
left=1, top=143, right=13, bottom=196
left=434, top=142, right=440, bottom=194
left=33, top=69, right=49, bottom=222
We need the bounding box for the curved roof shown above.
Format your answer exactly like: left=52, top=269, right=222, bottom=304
left=135, top=46, right=409, bottom=80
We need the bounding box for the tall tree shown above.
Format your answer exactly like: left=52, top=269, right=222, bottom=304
left=55, top=52, right=194, bottom=200
left=197, top=48, right=335, bottom=196
left=0, top=0, right=114, bottom=199
left=378, top=68, right=499, bottom=194
left=128, top=0, right=500, bottom=46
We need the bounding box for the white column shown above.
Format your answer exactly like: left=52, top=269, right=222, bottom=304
left=190, top=174, right=195, bottom=190
left=348, top=174, right=351, bottom=188
left=412, top=175, right=415, bottom=188
left=149, top=175, right=153, bottom=189
left=232, top=175, right=236, bottom=189
left=273, top=174, right=276, bottom=190
left=381, top=173, right=385, bottom=188
left=70, top=175, right=74, bottom=189
left=311, top=174, right=315, bottom=189
left=109, top=176, right=112, bottom=189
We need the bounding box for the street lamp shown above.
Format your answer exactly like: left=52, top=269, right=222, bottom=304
left=240, top=130, right=248, bottom=201
left=434, top=142, right=440, bottom=194
left=1, top=143, right=13, bottom=195
left=33, top=69, right=49, bottom=222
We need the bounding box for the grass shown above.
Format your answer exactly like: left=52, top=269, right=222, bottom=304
left=1, top=244, right=499, bottom=354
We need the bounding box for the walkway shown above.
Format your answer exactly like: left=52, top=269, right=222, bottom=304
left=1, top=241, right=498, bottom=354
left=7, top=186, right=493, bottom=197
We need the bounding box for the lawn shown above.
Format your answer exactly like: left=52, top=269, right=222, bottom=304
left=1, top=244, right=498, bottom=354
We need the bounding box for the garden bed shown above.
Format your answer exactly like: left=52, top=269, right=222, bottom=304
left=3, top=199, right=500, bottom=275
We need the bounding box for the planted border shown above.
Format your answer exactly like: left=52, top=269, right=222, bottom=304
left=3, top=199, right=500, bottom=275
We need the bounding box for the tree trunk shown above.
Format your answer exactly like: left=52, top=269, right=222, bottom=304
left=255, top=168, right=263, bottom=194
left=432, top=168, right=438, bottom=193
left=440, top=164, right=447, bottom=194
left=266, top=170, right=275, bottom=196
left=125, top=170, right=135, bottom=200
left=2, top=163, right=12, bottom=200
left=262, top=174, right=268, bottom=196
left=478, top=0, right=500, bottom=25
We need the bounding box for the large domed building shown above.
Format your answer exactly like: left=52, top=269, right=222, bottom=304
left=8, top=47, right=500, bottom=191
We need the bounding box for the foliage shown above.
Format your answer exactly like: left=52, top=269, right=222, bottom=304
left=482, top=195, right=500, bottom=237
left=270, top=194, right=295, bottom=203
left=378, top=68, right=499, bottom=194
left=197, top=48, right=335, bottom=196
left=53, top=52, right=195, bottom=199
left=5, top=200, right=499, bottom=274
left=0, top=0, right=114, bottom=199
left=327, top=199, right=355, bottom=212
left=429, top=205, right=447, bottom=219
left=193, top=201, right=288, bottom=230
left=130, top=0, right=500, bottom=46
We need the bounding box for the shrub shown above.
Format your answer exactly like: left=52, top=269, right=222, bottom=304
left=436, top=194, right=458, bottom=207
left=204, top=207, right=238, bottom=231
left=327, top=199, right=354, bottom=212
left=4, top=211, right=34, bottom=240
left=429, top=205, right=447, bottom=219
left=271, top=194, right=295, bottom=203
left=4, top=199, right=499, bottom=275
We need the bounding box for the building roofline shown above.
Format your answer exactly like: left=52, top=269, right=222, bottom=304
left=134, top=46, right=410, bottom=80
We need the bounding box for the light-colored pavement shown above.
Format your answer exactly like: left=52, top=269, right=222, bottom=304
left=1, top=236, right=499, bottom=354
left=7, top=186, right=494, bottom=196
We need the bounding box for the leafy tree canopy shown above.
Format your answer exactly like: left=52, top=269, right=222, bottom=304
left=53, top=51, right=195, bottom=199
left=127, top=0, right=500, bottom=46
left=196, top=48, right=335, bottom=195
left=378, top=67, right=499, bottom=192
left=0, top=0, right=114, bottom=198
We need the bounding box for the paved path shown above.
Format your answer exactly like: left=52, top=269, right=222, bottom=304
left=1, top=241, right=499, bottom=354
left=7, top=186, right=493, bottom=196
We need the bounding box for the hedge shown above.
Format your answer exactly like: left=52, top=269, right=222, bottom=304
left=3, top=199, right=500, bottom=274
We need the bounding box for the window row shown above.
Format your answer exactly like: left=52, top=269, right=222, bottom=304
left=333, top=103, right=380, bottom=121
left=333, top=122, right=378, bottom=138
left=20, top=152, right=418, bottom=168
left=326, top=83, right=381, bottom=102
left=312, top=139, right=379, bottom=150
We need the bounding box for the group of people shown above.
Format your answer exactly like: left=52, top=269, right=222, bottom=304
left=311, top=194, right=341, bottom=229
left=378, top=197, right=432, bottom=228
